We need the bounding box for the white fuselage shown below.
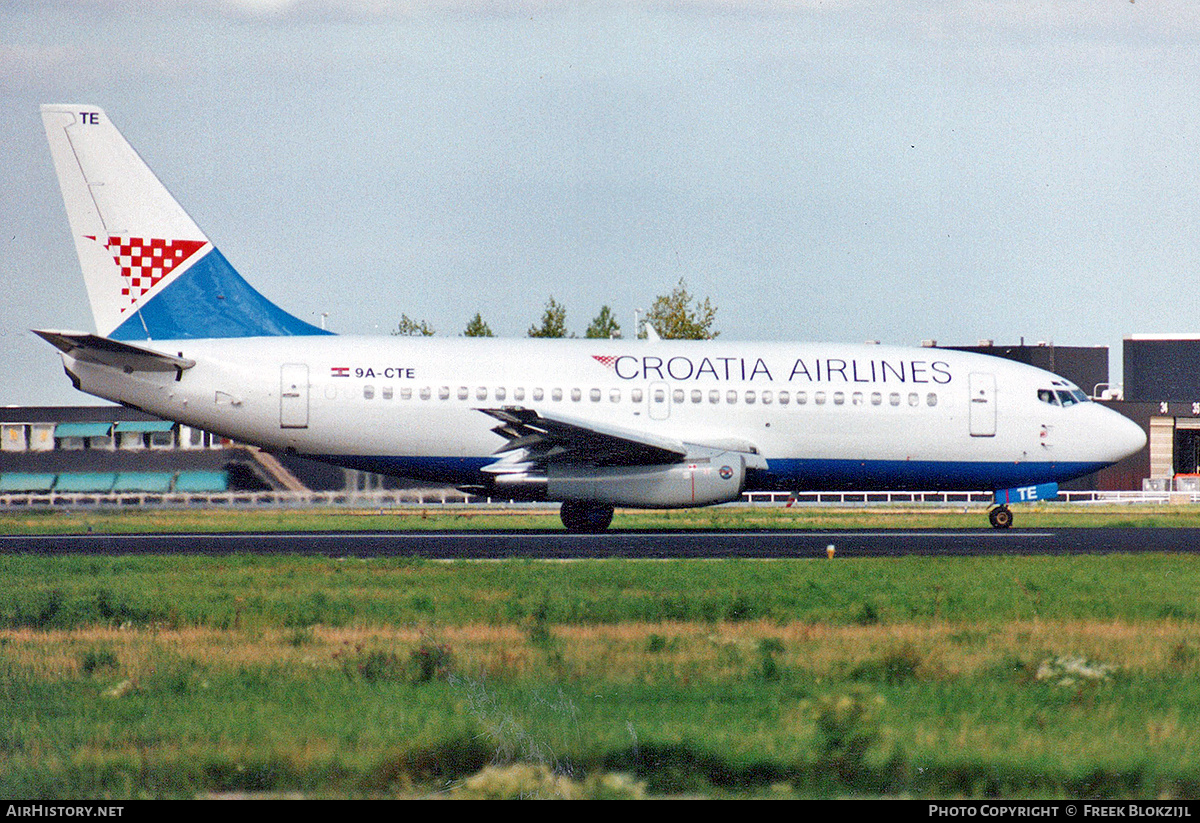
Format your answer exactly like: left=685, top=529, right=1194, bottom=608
left=59, top=335, right=1145, bottom=495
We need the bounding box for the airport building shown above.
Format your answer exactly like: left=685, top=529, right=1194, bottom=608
left=1120, top=335, right=1200, bottom=491
left=0, top=405, right=349, bottom=499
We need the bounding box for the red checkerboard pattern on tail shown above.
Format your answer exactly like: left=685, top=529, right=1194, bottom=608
left=87, top=236, right=206, bottom=313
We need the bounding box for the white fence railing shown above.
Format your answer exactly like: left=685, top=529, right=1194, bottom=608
left=742, top=490, right=1200, bottom=505
left=2, top=489, right=1198, bottom=510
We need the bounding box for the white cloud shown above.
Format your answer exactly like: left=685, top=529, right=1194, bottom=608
left=25, top=0, right=1200, bottom=29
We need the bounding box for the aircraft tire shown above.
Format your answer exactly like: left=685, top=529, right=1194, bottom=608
left=560, top=500, right=614, bottom=532
left=988, top=505, right=1013, bottom=529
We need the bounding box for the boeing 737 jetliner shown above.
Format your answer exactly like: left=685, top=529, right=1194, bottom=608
left=35, top=105, right=1146, bottom=531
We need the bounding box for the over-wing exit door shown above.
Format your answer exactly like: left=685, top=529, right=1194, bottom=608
left=648, top=381, right=671, bottom=420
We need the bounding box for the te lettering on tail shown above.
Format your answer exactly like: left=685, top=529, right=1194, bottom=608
left=41, top=105, right=330, bottom=340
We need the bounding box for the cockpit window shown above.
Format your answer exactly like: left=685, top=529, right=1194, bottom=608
left=1040, top=387, right=1090, bottom=406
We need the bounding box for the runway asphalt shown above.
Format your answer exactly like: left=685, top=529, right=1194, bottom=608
left=2, top=527, right=1199, bottom=558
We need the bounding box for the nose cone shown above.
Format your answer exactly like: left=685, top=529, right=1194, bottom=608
left=1104, top=407, right=1147, bottom=463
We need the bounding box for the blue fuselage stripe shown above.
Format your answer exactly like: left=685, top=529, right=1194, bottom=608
left=744, top=458, right=1109, bottom=492
left=307, top=454, right=1110, bottom=492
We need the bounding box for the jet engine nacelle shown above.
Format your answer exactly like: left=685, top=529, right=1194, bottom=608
left=544, top=452, right=748, bottom=508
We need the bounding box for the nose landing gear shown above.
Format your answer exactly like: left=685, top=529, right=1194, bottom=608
left=988, top=505, right=1013, bottom=529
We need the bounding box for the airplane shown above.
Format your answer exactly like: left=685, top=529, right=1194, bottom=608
left=34, top=104, right=1147, bottom=532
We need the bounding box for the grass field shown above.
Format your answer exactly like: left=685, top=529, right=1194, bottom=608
left=2, top=505, right=1200, bottom=798
left=5, top=501, right=1200, bottom=534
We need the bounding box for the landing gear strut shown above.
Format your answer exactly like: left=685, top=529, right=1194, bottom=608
left=988, top=505, right=1013, bottom=530
left=559, top=500, right=615, bottom=533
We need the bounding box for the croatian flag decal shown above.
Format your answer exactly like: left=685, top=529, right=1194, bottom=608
left=331, top=367, right=350, bottom=378
left=87, top=236, right=207, bottom=313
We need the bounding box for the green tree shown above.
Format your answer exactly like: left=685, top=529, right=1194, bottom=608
left=644, top=278, right=719, bottom=339
left=527, top=296, right=571, bottom=338
left=392, top=314, right=435, bottom=337
left=585, top=305, right=622, bottom=339
left=463, top=312, right=494, bottom=337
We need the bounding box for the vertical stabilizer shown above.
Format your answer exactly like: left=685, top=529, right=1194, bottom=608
left=41, top=105, right=330, bottom=340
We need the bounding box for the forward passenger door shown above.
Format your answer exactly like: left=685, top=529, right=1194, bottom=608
left=968, top=373, right=996, bottom=437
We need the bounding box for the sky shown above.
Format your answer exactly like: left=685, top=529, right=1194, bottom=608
left=2, top=0, right=1199, bottom=406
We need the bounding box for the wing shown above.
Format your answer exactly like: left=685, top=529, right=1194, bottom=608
left=479, top=407, right=687, bottom=467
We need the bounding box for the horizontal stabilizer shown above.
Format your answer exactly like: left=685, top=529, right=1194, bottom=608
left=32, top=329, right=195, bottom=373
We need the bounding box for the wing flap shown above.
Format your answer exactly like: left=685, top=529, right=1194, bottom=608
left=480, top=407, right=688, bottom=467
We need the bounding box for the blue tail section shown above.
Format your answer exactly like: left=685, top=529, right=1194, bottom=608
left=109, top=247, right=331, bottom=340
left=42, top=104, right=332, bottom=341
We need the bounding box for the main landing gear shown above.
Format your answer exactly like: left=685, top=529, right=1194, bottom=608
left=988, top=505, right=1013, bottom=530
left=560, top=500, right=615, bottom=533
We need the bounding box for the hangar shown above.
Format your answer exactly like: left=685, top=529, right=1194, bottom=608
left=1120, top=335, right=1200, bottom=492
